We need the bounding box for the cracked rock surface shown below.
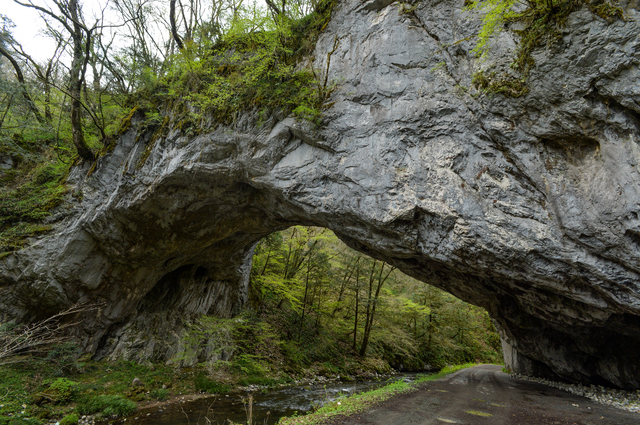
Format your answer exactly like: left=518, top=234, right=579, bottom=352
left=2, top=0, right=640, bottom=388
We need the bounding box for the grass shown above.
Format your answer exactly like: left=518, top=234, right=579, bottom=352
left=194, top=374, right=231, bottom=394
left=277, top=363, right=479, bottom=425
left=59, top=413, right=79, bottom=425
left=415, top=363, right=478, bottom=383
left=76, top=395, right=136, bottom=417
left=150, top=388, right=170, bottom=401
left=0, top=356, right=192, bottom=424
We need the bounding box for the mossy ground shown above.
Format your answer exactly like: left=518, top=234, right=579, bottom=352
left=0, top=131, right=75, bottom=255
left=0, top=357, right=186, bottom=425
left=0, top=350, right=415, bottom=425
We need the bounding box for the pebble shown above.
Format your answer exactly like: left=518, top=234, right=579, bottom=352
left=511, top=373, right=640, bottom=413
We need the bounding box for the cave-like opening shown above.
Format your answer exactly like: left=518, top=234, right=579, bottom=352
left=174, top=225, right=504, bottom=379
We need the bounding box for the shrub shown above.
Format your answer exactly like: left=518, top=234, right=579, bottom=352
left=150, top=388, right=169, bottom=401
left=194, top=375, right=231, bottom=394
left=59, top=413, right=79, bottom=425
left=46, top=342, right=82, bottom=376
left=46, top=377, right=77, bottom=403
left=76, top=395, right=136, bottom=417
left=237, top=376, right=277, bottom=386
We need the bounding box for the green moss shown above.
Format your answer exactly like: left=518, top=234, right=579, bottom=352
left=469, top=0, right=624, bottom=95
left=76, top=395, right=136, bottom=417
left=194, top=375, right=231, bottom=394
left=59, top=413, right=79, bottom=425
left=0, top=154, right=70, bottom=254
left=116, top=106, right=141, bottom=137
left=472, top=70, right=529, bottom=97
left=93, top=106, right=144, bottom=160
left=136, top=116, right=170, bottom=169
left=45, top=378, right=77, bottom=403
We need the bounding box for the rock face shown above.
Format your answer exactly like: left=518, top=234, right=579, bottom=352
left=2, top=0, right=640, bottom=387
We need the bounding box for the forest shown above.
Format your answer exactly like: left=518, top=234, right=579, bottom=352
left=245, top=226, right=502, bottom=373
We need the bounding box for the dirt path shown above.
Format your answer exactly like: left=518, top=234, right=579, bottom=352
left=326, top=365, right=640, bottom=425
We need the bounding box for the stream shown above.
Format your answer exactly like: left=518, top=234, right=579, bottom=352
left=128, top=374, right=418, bottom=425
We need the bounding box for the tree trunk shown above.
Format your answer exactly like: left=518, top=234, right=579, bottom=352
left=170, top=0, right=185, bottom=50
left=69, top=0, right=94, bottom=160
left=298, top=255, right=312, bottom=341
left=332, top=255, right=360, bottom=317
left=359, top=262, right=394, bottom=357
left=352, top=267, right=359, bottom=351
left=0, top=95, right=14, bottom=129
left=0, top=46, right=45, bottom=125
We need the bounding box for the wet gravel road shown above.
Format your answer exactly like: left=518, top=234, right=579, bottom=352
left=327, top=365, right=640, bottom=425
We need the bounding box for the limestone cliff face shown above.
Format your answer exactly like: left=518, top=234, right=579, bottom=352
left=2, top=0, right=640, bottom=387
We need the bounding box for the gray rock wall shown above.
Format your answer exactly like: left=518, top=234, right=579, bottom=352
left=1, top=0, right=640, bottom=387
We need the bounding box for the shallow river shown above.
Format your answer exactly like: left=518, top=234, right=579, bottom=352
left=129, top=374, right=418, bottom=425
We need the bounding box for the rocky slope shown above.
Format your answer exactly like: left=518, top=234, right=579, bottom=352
left=2, top=0, right=640, bottom=388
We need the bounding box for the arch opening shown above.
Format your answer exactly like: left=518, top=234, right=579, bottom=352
left=95, top=225, right=503, bottom=377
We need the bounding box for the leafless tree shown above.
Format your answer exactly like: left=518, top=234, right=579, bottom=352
left=0, top=36, right=46, bottom=124
left=0, top=303, right=101, bottom=365
left=13, top=0, right=102, bottom=160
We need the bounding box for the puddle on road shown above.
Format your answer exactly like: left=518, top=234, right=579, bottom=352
left=465, top=410, right=493, bottom=417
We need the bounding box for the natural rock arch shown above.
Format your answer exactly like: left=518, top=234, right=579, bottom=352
left=2, top=0, right=640, bottom=389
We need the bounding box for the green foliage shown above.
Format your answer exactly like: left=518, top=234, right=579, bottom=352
left=150, top=388, right=169, bottom=401
left=194, top=375, right=231, bottom=394
left=467, top=0, right=624, bottom=94
left=45, top=342, right=82, bottom=377
left=76, top=395, right=136, bottom=417
left=0, top=357, right=184, bottom=423
left=45, top=378, right=77, bottom=403
left=0, top=0, right=337, bottom=254
left=467, top=0, right=519, bottom=58
left=248, top=227, right=502, bottom=374
left=59, top=413, right=79, bottom=425
left=149, top=0, right=336, bottom=131
left=0, top=133, right=72, bottom=253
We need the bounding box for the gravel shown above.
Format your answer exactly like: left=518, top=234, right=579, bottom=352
left=511, top=373, right=640, bottom=413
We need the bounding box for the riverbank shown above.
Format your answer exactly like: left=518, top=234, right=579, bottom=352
left=0, top=355, right=404, bottom=425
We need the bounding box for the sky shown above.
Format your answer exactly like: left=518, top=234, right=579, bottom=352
left=3, top=0, right=110, bottom=61
left=3, top=0, right=270, bottom=64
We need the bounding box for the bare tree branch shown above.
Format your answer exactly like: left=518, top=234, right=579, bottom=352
left=0, top=45, right=46, bottom=124
left=0, top=303, right=102, bottom=365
